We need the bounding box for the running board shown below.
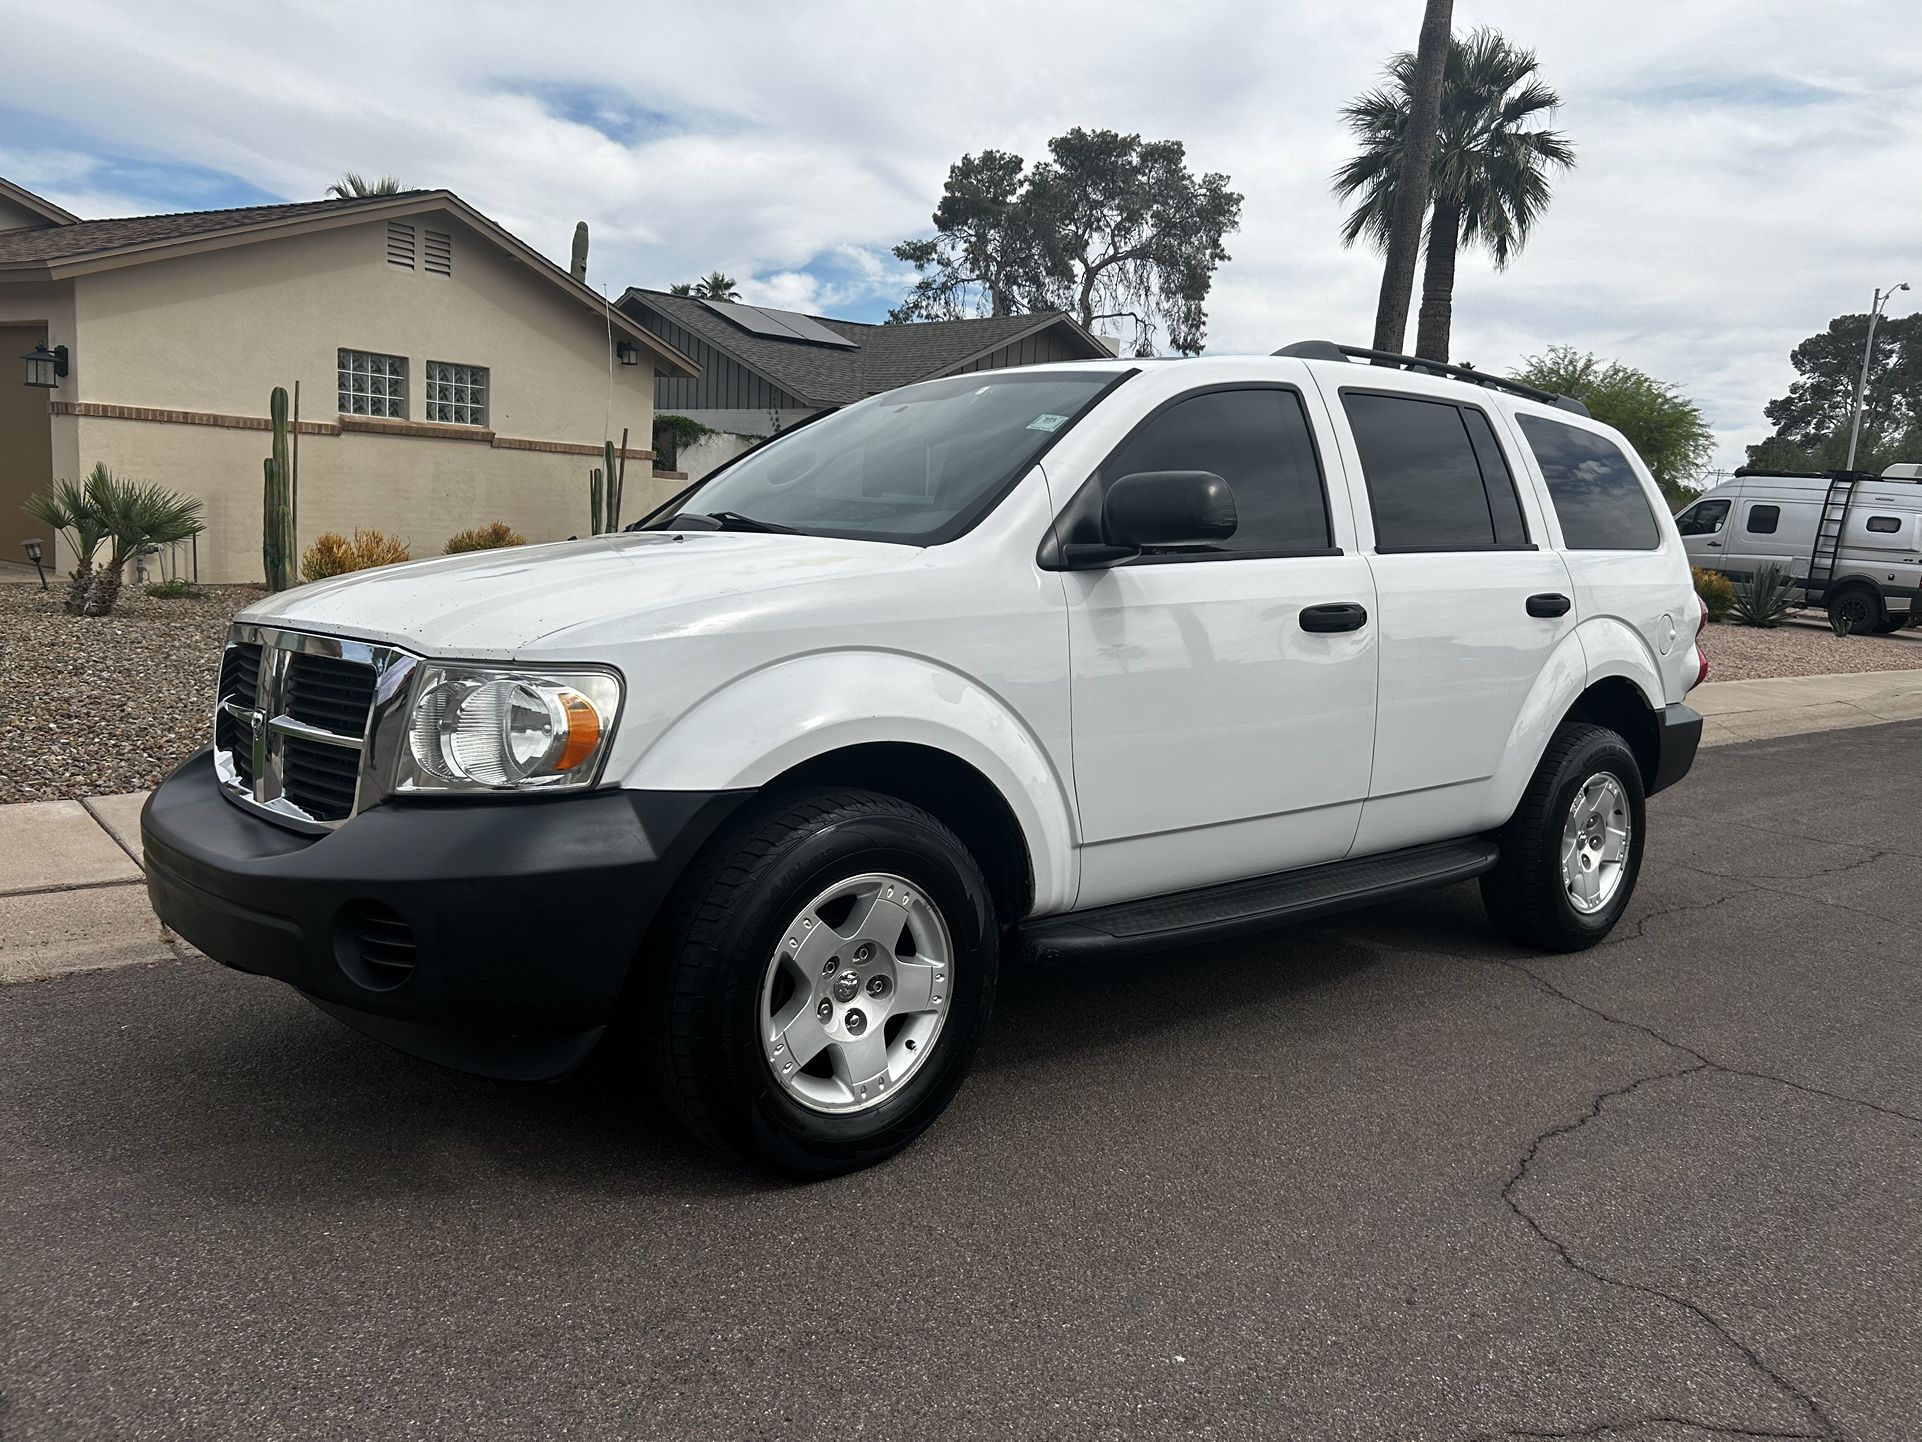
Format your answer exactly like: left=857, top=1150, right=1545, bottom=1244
left=1022, top=838, right=1499, bottom=960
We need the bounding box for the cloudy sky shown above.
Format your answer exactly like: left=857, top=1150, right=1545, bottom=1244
left=5, top=0, right=1918, bottom=474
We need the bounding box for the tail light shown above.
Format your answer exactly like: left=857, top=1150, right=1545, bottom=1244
left=1692, top=594, right=1710, bottom=689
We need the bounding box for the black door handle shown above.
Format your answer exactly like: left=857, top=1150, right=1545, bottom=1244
left=1527, top=593, right=1571, bottom=618
left=1706, top=540, right=1722, bottom=548
left=1300, top=602, right=1369, bottom=633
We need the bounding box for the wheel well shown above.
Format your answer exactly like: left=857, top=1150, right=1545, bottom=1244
left=1563, top=678, right=1658, bottom=792
left=764, top=743, right=1034, bottom=922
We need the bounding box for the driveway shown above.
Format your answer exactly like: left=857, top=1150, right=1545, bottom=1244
left=3, top=722, right=1917, bottom=1441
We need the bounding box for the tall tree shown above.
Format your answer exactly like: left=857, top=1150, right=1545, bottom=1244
left=1513, top=347, right=1713, bottom=508
left=890, top=128, right=1243, bottom=355
left=325, top=172, right=403, bottom=199
left=1336, top=27, right=1573, bottom=363
left=1367, top=0, right=1453, bottom=354
left=1747, top=312, right=1921, bottom=473
left=671, top=272, right=742, bottom=301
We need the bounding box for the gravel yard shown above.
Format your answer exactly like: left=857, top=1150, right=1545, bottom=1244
left=1702, top=614, right=1922, bottom=681
left=0, top=583, right=262, bottom=803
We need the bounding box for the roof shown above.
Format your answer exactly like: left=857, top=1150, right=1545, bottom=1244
left=0, top=184, right=698, bottom=378
left=0, top=176, right=79, bottom=227
left=619, top=287, right=1109, bottom=406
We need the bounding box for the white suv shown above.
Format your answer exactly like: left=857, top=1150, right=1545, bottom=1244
left=143, top=341, right=1706, bottom=1175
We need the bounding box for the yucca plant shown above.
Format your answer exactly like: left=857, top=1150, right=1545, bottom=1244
left=83, top=467, right=206, bottom=616
left=1730, top=562, right=1795, bottom=628
left=22, top=473, right=109, bottom=613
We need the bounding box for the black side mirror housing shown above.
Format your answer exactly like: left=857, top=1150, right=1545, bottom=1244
left=1061, top=471, right=1237, bottom=567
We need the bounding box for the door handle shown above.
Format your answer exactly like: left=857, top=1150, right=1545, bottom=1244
left=1706, top=540, right=1722, bottom=548
left=1299, top=602, right=1369, bottom=633
left=1527, top=593, right=1571, bottom=618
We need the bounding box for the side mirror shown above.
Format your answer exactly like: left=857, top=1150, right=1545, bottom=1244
left=1063, top=471, right=1237, bottom=567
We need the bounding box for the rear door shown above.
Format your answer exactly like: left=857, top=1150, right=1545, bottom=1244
left=1311, top=378, right=1575, bottom=853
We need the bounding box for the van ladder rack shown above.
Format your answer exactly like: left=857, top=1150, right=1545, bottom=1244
left=1803, top=471, right=1867, bottom=603
left=1272, top=340, right=1591, bottom=417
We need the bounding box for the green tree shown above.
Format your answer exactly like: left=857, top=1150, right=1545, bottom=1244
left=325, top=172, right=404, bottom=199
left=669, top=273, right=742, bottom=301
left=1513, top=347, right=1713, bottom=508
left=1335, top=26, right=1574, bottom=362
left=890, top=128, right=1243, bottom=356
left=1746, top=312, right=1920, bottom=473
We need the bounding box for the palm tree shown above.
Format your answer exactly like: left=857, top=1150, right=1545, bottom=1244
left=1334, top=27, right=1574, bottom=362
left=80, top=466, right=205, bottom=616
left=22, top=475, right=108, bottom=613
left=691, top=271, right=741, bottom=302
left=326, top=172, right=404, bottom=199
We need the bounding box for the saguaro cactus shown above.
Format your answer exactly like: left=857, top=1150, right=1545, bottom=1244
left=262, top=386, right=295, bottom=590
left=570, top=222, right=589, bottom=283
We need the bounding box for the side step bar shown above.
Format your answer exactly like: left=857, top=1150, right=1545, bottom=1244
left=1021, top=838, right=1499, bottom=960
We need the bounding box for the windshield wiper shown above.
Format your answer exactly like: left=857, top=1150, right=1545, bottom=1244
left=688, top=510, right=801, bottom=534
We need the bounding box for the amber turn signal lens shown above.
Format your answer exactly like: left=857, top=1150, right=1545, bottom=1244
left=552, top=690, right=603, bottom=772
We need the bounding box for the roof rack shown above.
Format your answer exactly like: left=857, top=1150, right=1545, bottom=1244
left=1272, top=340, right=1591, bottom=417
left=1730, top=466, right=1891, bottom=482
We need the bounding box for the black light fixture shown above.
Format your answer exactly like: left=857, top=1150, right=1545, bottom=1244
left=22, top=343, right=68, bottom=388
left=22, top=538, right=48, bottom=590
left=615, top=340, right=640, bottom=367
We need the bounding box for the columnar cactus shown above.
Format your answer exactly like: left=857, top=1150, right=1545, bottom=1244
left=589, top=467, right=605, bottom=535
left=570, top=222, right=589, bottom=283
left=603, top=439, right=621, bottom=531
left=262, top=386, right=295, bottom=590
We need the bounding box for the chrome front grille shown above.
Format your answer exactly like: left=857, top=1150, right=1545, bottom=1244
left=211, top=624, right=418, bottom=832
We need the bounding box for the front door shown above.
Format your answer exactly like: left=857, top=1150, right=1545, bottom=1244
left=1676, top=496, right=1731, bottom=569
left=0, top=324, right=54, bottom=574
left=1058, top=384, right=1379, bottom=910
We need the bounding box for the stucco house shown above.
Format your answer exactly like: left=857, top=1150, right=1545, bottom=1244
left=617, top=287, right=1111, bottom=478
left=1, top=178, right=696, bottom=582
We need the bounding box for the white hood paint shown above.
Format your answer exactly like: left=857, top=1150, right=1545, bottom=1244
left=238, top=531, right=921, bottom=658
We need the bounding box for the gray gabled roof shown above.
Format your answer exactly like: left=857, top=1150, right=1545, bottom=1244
left=618, top=288, right=1109, bottom=407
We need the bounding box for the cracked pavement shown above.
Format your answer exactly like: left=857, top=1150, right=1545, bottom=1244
left=3, top=722, right=1917, bottom=1440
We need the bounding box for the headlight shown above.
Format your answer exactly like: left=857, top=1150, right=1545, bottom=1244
left=396, top=663, right=622, bottom=793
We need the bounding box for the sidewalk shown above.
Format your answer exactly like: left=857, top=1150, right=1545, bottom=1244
left=2, top=667, right=1919, bottom=985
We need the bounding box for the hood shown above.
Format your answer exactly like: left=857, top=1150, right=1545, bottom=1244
left=238, top=531, right=919, bottom=658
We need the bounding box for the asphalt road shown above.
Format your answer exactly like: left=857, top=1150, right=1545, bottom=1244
left=3, top=723, right=1918, bottom=1442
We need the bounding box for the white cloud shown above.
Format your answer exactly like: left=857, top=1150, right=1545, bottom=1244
left=6, top=0, right=1920, bottom=471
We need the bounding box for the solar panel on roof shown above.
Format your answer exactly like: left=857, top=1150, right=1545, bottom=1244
left=700, top=298, right=857, bottom=349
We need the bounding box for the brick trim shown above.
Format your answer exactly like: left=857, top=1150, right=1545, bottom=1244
left=49, top=400, right=340, bottom=435
left=492, top=435, right=655, bottom=461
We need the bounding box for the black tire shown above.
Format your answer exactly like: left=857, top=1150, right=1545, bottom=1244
left=1872, top=615, right=1906, bottom=634
left=1481, top=723, right=1646, bottom=953
left=645, top=788, right=998, bottom=1177
left=1828, top=587, right=1883, bottom=635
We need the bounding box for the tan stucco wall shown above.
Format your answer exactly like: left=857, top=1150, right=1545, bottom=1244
left=39, top=210, right=661, bottom=580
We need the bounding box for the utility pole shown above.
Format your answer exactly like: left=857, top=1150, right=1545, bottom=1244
left=1845, top=281, right=1909, bottom=471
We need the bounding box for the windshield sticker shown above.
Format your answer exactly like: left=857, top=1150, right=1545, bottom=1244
left=1027, top=414, right=1069, bottom=432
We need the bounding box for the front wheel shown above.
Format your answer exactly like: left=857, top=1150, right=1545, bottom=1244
left=1481, top=723, right=1646, bottom=952
left=645, top=789, right=998, bottom=1177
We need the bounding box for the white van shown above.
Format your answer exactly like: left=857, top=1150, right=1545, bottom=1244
left=1677, top=466, right=1922, bottom=632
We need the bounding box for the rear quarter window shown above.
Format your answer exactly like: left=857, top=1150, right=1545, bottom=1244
left=1516, top=415, right=1661, bottom=551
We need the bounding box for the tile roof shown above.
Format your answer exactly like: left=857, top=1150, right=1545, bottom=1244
left=0, top=191, right=430, bottom=264
left=620, top=288, right=1106, bottom=407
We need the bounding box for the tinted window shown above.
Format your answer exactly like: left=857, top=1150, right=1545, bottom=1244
left=1746, top=504, right=1780, bottom=535
left=1866, top=515, right=1901, bottom=533
left=1343, top=392, right=1500, bottom=550
left=1102, top=388, right=1331, bottom=553
left=657, top=370, right=1115, bottom=545
left=1678, top=498, right=1730, bottom=535
left=1516, top=415, right=1660, bottom=550
left=1460, top=408, right=1530, bottom=545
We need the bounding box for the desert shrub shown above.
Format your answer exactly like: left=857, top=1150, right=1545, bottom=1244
left=653, top=413, right=716, bottom=470
left=144, top=578, right=210, bottom=600
left=1691, top=566, right=1735, bottom=624
left=444, top=522, right=526, bottom=554
left=300, top=529, right=412, bottom=582
left=1730, top=562, right=1794, bottom=628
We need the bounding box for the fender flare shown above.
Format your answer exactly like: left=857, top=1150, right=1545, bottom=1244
left=617, top=650, right=1080, bottom=914
left=1483, top=618, right=1663, bottom=825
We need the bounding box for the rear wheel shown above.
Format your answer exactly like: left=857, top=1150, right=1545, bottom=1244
left=1828, top=586, right=1883, bottom=635
left=1482, top=723, right=1645, bottom=952
left=646, top=788, right=998, bottom=1177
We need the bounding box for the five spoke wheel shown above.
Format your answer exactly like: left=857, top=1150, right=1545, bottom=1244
left=1560, top=772, right=1630, bottom=915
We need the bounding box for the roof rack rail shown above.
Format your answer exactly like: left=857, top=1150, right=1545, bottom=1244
left=1272, top=340, right=1591, bottom=417
left=1731, top=466, right=1890, bottom=482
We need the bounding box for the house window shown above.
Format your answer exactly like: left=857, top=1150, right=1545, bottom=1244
left=427, top=361, right=488, bottom=426
left=338, top=349, right=407, bottom=418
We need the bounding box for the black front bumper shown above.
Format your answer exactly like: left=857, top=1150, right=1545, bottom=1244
left=1647, top=701, right=1703, bottom=797
left=142, top=751, right=747, bottom=1079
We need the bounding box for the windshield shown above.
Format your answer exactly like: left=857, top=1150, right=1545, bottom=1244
left=654, top=370, right=1120, bottom=544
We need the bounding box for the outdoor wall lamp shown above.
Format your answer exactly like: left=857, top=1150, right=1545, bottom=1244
left=22, top=538, right=48, bottom=590
left=615, top=340, right=641, bottom=366
left=22, top=343, right=68, bottom=388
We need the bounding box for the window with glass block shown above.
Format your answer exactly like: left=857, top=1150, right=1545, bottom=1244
left=338, top=349, right=407, bottom=418
left=427, top=361, right=488, bottom=426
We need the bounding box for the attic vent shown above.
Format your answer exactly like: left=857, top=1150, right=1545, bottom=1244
left=424, top=229, right=452, bottom=276
left=386, top=221, right=416, bottom=268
